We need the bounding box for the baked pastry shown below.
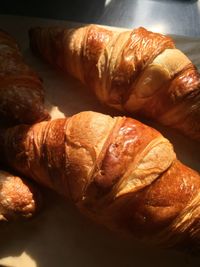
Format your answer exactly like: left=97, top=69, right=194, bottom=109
left=0, top=169, right=42, bottom=221
left=29, top=25, right=200, bottom=140
left=1, top=111, right=199, bottom=246
left=0, top=29, right=49, bottom=124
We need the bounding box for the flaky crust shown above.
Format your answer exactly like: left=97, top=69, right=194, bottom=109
left=1, top=111, right=200, bottom=246
left=0, top=29, right=49, bottom=124
left=0, top=170, right=41, bottom=221
left=29, top=25, right=200, bottom=140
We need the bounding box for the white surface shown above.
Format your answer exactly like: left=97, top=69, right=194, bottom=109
left=0, top=15, right=199, bottom=267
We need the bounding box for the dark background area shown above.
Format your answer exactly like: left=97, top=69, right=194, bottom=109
left=1, top=0, right=200, bottom=36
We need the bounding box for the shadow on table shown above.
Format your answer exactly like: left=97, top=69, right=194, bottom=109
left=1, top=188, right=200, bottom=267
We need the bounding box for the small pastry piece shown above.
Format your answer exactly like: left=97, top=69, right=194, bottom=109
left=0, top=169, right=42, bottom=221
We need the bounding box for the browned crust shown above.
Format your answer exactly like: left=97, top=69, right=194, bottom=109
left=107, top=27, right=175, bottom=105
left=1, top=111, right=199, bottom=245
left=84, top=117, right=160, bottom=200
left=0, top=170, right=41, bottom=221
left=29, top=25, right=200, bottom=140
left=0, top=29, right=50, bottom=125
left=112, top=161, right=200, bottom=236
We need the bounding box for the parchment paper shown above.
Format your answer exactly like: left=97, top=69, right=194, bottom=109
left=0, top=15, right=199, bottom=267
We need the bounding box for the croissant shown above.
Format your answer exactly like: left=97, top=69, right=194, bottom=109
left=29, top=25, right=200, bottom=141
left=0, top=29, right=49, bottom=125
left=0, top=111, right=199, bottom=247
left=0, top=169, right=42, bottom=221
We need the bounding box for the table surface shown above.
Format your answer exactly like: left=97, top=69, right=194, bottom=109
left=1, top=0, right=200, bottom=37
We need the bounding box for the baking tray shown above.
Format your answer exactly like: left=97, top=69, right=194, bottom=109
left=0, top=15, right=199, bottom=267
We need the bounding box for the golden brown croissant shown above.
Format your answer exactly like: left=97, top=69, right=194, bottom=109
left=0, top=169, right=42, bottom=221
left=29, top=25, right=200, bottom=140
left=0, top=29, right=49, bottom=124
left=0, top=111, right=199, bottom=247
